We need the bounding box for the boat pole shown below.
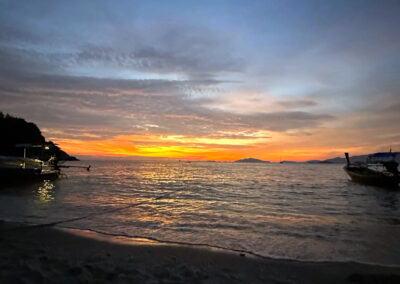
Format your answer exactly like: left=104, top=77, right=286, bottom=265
left=345, top=153, right=350, bottom=166
left=59, top=165, right=91, bottom=171
left=23, top=147, right=26, bottom=168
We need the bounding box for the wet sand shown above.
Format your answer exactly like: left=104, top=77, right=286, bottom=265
left=1, top=221, right=399, bottom=283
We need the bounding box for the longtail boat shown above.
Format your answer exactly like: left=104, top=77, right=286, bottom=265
left=0, top=155, right=60, bottom=182
left=344, top=152, right=399, bottom=188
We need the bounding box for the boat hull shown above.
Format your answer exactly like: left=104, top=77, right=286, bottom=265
left=0, top=167, right=60, bottom=183
left=344, top=166, right=400, bottom=187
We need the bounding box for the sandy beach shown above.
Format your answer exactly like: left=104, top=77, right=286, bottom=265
left=0, top=221, right=399, bottom=283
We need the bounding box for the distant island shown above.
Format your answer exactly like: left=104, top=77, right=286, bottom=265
left=306, top=155, right=368, bottom=164
left=0, top=112, right=77, bottom=161
left=236, top=155, right=384, bottom=164
left=280, top=156, right=366, bottom=164
left=235, top=158, right=271, bottom=163
left=280, top=160, right=299, bottom=164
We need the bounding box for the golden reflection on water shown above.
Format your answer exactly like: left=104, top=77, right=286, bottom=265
left=54, top=162, right=342, bottom=230
left=136, top=162, right=200, bottom=182
left=62, top=162, right=339, bottom=228
left=135, top=198, right=213, bottom=226
left=36, top=180, right=56, bottom=203
left=13, top=161, right=400, bottom=265
left=61, top=162, right=219, bottom=228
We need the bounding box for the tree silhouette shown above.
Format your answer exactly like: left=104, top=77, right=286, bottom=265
left=0, top=112, right=76, bottom=160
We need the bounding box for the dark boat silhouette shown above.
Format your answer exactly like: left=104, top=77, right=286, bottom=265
left=0, top=144, right=90, bottom=184
left=0, top=155, right=60, bottom=182
left=344, top=152, right=399, bottom=188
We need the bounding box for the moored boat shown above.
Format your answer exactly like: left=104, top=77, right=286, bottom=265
left=0, top=155, right=60, bottom=183
left=344, top=152, right=399, bottom=187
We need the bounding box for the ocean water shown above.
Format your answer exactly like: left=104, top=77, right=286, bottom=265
left=1, top=161, right=400, bottom=266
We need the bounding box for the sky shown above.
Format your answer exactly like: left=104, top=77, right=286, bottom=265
left=0, top=0, right=399, bottom=161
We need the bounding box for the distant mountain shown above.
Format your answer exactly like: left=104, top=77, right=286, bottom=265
left=235, top=158, right=270, bottom=163
left=321, top=157, right=344, bottom=163
left=322, top=155, right=368, bottom=164
left=307, top=154, right=400, bottom=164
left=307, top=159, right=336, bottom=164
left=0, top=112, right=77, bottom=161
left=237, top=153, right=398, bottom=165
left=306, top=160, right=325, bottom=164
left=305, top=156, right=366, bottom=164
left=331, top=154, right=400, bottom=164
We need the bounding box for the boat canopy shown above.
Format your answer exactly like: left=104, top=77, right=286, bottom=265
left=367, top=152, right=399, bottom=164
left=369, top=152, right=398, bottom=158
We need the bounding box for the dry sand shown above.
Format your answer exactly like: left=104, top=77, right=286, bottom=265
left=1, top=221, right=399, bottom=283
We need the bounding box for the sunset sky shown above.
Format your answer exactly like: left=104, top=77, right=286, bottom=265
left=0, top=0, right=399, bottom=161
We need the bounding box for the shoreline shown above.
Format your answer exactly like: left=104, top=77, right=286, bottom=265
left=61, top=225, right=400, bottom=268
left=1, top=221, right=400, bottom=283
left=9, top=219, right=400, bottom=269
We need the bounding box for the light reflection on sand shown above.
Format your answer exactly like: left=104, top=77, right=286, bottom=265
left=63, top=227, right=161, bottom=246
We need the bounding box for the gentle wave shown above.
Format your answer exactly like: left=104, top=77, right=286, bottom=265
left=0, top=161, right=399, bottom=266
left=54, top=225, right=400, bottom=268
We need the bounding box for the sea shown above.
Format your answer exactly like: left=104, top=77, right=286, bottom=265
left=1, top=160, right=399, bottom=266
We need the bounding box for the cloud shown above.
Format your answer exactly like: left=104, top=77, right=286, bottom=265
left=0, top=69, right=333, bottom=141
left=0, top=21, right=41, bottom=44
left=74, top=28, right=242, bottom=79
left=0, top=47, right=62, bottom=75
left=238, top=111, right=333, bottom=132
left=1, top=0, right=398, bottom=159
left=350, top=93, right=400, bottom=130
left=0, top=14, right=244, bottom=81
left=275, top=98, right=317, bottom=109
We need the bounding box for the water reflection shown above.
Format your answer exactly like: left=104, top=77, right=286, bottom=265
left=35, top=180, right=56, bottom=203
left=375, top=190, right=399, bottom=211
left=2, top=161, right=400, bottom=265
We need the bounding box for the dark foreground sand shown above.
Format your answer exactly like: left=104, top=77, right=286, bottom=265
left=1, top=221, right=399, bottom=283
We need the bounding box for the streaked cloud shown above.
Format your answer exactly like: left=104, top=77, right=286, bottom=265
left=0, top=0, right=399, bottom=160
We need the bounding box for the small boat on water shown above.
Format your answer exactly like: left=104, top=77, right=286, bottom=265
left=0, top=155, right=60, bottom=182
left=0, top=155, right=90, bottom=184
left=344, top=152, right=399, bottom=187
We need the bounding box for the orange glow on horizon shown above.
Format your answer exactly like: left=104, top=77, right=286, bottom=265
left=54, top=132, right=365, bottom=162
